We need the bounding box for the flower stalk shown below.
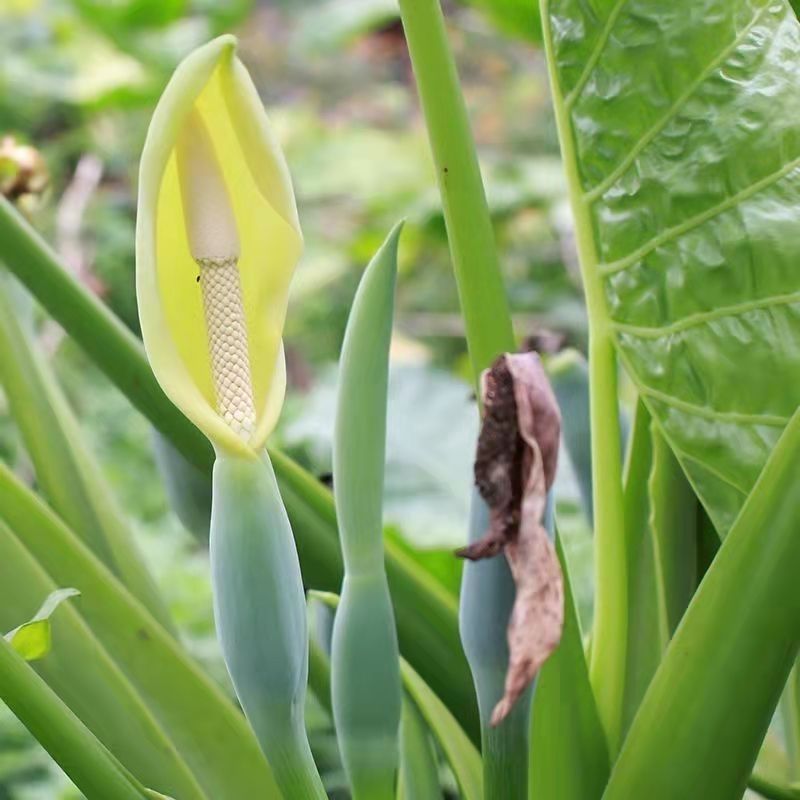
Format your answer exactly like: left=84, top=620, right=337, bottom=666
left=136, top=36, right=324, bottom=799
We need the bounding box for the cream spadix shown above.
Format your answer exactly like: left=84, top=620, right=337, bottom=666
left=175, top=110, right=255, bottom=440
left=136, top=34, right=302, bottom=457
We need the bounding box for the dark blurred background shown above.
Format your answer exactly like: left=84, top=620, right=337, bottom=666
left=0, top=1, right=590, bottom=796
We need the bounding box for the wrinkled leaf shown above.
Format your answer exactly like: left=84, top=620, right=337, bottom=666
left=5, top=588, right=80, bottom=662
left=542, top=0, right=800, bottom=535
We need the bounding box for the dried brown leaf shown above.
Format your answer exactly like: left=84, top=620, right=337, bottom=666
left=457, top=352, right=565, bottom=725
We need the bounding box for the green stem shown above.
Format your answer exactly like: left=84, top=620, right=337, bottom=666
left=585, top=333, right=627, bottom=753
left=397, top=0, right=515, bottom=380
left=541, top=0, right=627, bottom=754
left=0, top=196, right=211, bottom=472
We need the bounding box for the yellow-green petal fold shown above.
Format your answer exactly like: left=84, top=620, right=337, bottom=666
left=136, top=35, right=302, bottom=458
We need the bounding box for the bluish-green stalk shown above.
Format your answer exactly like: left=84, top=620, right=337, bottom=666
left=211, top=453, right=326, bottom=799
left=460, top=490, right=556, bottom=799
left=331, top=224, right=404, bottom=800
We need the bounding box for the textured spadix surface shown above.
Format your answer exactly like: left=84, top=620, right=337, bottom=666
left=543, top=0, right=800, bottom=534
left=136, top=35, right=301, bottom=457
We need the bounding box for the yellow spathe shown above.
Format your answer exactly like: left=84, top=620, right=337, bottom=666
left=136, top=35, right=302, bottom=458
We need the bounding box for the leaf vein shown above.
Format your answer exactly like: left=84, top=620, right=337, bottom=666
left=564, top=0, right=630, bottom=110
left=584, top=4, right=771, bottom=204
left=636, top=385, right=789, bottom=428
left=610, top=289, right=800, bottom=339
left=598, top=153, right=800, bottom=277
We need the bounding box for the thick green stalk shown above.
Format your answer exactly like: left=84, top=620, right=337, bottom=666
left=0, top=196, right=478, bottom=740
left=332, top=226, right=403, bottom=800
left=397, top=0, right=515, bottom=380
left=210, top=454, right=325, bottom=800
left=604, top=410, right=800, bottom=800
left=541, top=0, right=627, bottom=753
left=0, top=636, right=149, bottom=800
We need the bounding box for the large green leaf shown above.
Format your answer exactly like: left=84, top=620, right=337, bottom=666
left=542, top=0, right=800, bottom=536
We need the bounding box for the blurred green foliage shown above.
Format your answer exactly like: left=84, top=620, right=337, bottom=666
left=0, top=0, right=587, bottom=796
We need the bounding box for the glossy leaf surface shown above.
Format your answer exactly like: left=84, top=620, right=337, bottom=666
left=542, top=0, right=800, bottom=535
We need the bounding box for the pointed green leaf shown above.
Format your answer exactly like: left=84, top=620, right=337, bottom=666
left=332, top=223, right=404, bottom=800
left=5, top=588, right=80, bottom=662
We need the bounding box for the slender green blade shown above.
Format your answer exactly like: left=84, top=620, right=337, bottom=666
left=0, top=276, right=173, bottom=631
left=0, top=636, right=150, bottom=800
left=0, top=519, right=207, bottom=800
left=604, top=411, right=800, bottom=800
left=529, top=535, right=609, bottom=800
left=541, top=0, right=800, bottom=536
left=0, top=464, right=279, bottom=799
left=619, top=400, right=665, bottom=736
left=648, top=425, right=697, bottom=635
left=397, top=699, right=442, bottom=800
left=402, top=662, right=483, bottom=800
